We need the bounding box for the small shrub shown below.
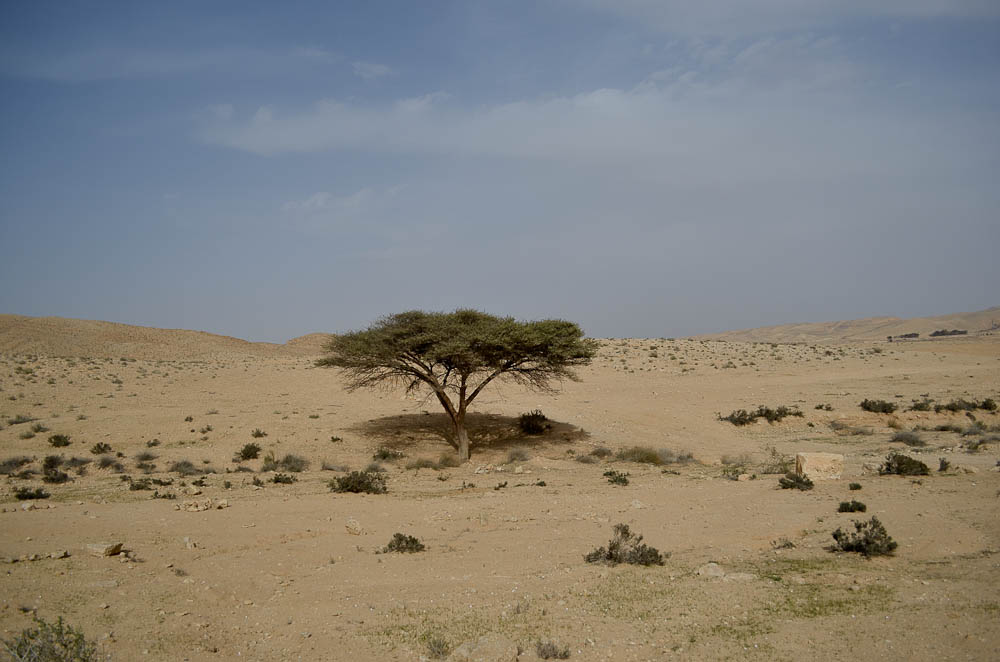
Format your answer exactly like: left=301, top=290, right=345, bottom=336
left=271, top=473, right=297, bottom=484
left=849, top=482, right=862, bottom=490
left=507, top=449, right=529, bottom=463
left=934, top=423, right=963, bottom=433
left=97, top=455, right=125, bottom=472
left=15, top=487, right=50, bottom=500
left=373, top=447, right=405, bottom=461
left=128, top=477, right=152, bottom=491
left=831, top=516, right=897, bottom=557
left=436, top=453, right=460, bottom=468
left=585, top=523, right=666, bottom=566
left=590, top=447, right=613, bottom=458
left=135, top=451, right=157, bottom=463
left=880, top=451, right=929, bottom=476
left=778, top=472, right=813, bottom=490
left=262, top=453, right=309, bottom=473
left=536, top=640, right=571, bottom=659
left=615, top=446, right=662, bottom=464
left=574, top=454, right=598, bottom=464
left=720, top=405, right=803, bottom=426
left=236, top=443, right=261, bottom=461
left=1, top=616, right=98, bottom=662
left=199, top=425, right=213, bottom=434
left=7, top=414, right=36, bottom=425
left=169, top=460, right=202, bottom=476
left=184, top=415, right=194, bottom=422
left=518, top=410, right=549, bottom=435
left=42, top=468, right=69, bottom=484
left=908, top=399, right=933, bottom=412
left=938, top=457, right=951, bottom=472
left=251, top=428, right=267, bottom=438
left=424, top=633, right=450, bottom=659
left=90, top=442, right=112, bottom=455
left=330, top=470, right=387, bottom=494
left=759, top=446, right=793, bottom=474
left=381, top=533, right=425, bottom=553
left=603, top=470, right=629, bottom=486
left=890, top=430, right=925, bottom=447
left=0, top=456, right=32, bottom=475
left=934, top=398, right=990, bottom=413
left=18, top=430, right=36, bottom=440
left=30, top=423, right=49, bottom=433
left=860, top=399, right=897, bottom=414
left=815, top=403, right=833, bottom=411
left=322, top=460, right=350, bottom=472
left=47, top=434, right=71, bottom=447
left=838, top=500, right=867, bottom=513
left=405, top=458, right=439, bottom=470
left=830, top=420, right=873, bottom=436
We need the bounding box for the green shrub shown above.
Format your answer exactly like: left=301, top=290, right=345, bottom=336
left=938, top=457, right=951, bottom=472
left=585, top=524, right=666, bottom=566
left=860, top=399, right=897, bottom=414
left=720, top=405, right=803, bottom=425
left=236, top=443, right=261, bottom=461
left=778, top=472, right=813, bottom=490
left=329, top=470, right=387, bottom=494
left=380, top=533, right=425, bottom=554
left=15, top=487, right=50, bottom=500
left=262, top=453, right=309, bottom=472
left=536, top=641, right=571, bottom=659
left=603, top=470, right=629, bottom=485
left=373, top=447, right=405, bottom=461
left=934, top=398, right=992, bottom=413
left=47, top=434, right=71, bottom=448
left=168, top=460, right=202, bottom=476
left=271, top=473, right=296, bottom=484
left=1, top=616, right=98, bottom=662
left=890, top=430, right=925, bottom=447
left=518, top=410, right=549, bottom=435
left=908, top=399, right=933, bottom=412
left=880, top=452, right=929, bottom=476
left=831, top=516, right=897, bottom=557
left=849, top=482, right=862, bottom=491
left=838, top=500, right=867, bottom=513
left=90, top=442, right=112, bottom=455
left=251, top=428, right=267, bottom=438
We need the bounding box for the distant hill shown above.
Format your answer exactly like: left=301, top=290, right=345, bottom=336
left=693, top=307, right=1000, bottom=344
left=0, top=315, right=326, bottom=360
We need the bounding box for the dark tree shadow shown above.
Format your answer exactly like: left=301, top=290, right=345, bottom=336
left=349, top=412, right=588, bottom=455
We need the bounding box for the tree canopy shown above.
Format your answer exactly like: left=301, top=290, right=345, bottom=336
left=316, top=309, right=598, bottom=461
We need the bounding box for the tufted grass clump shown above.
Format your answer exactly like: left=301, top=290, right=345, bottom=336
left=585, top=523, right=666, bottom=566
left=329, top=470, right=387, bottom=494
left=380, top=533, right=425, bottom=554
left=261, top=453, right=309, bottom=472
left=778, top=472, right=814, bottom=490
left=890, top=430, right=925, bottom=447
left=251, top=428, right=267, bottom=438
left=615, top=446, right=694, bottom=465
left=880, top=451, right=929, bottom=476
left=1, top=616, right=98, bottom=662
left=97, top=455, right=125, bottom=473
left=832, top=516, right=897, bottom=557
left=168, top=460, right=203, bottom=476
left=536, top=640, right=571, bottom=659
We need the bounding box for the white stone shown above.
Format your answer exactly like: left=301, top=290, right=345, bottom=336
left=795, top=452, right=844, bottom=480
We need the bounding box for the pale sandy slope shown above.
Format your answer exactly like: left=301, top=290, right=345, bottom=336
left=694, top=306, right=1000, bottom=344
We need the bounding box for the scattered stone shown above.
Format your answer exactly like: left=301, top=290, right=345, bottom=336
left=345, top=519, right=363, bottom=536
left=696, top=562, right=726, bottom=578
left=737, top=473, right=752, bottom=482
left=447, top=634, right=520, bottom=661
left=184, top=537, right=197, bottom=550
left=795, top=452, right=844, bottom=480
left=723, top=572, right=755, bottom=582
left=49, top=550, right=70, bottom=559
left=21, top=502, right=37, bottom=512
left=955, top=465, right=979, bottom=474
left=87, top=542, right=123, bottom=557
left=630, top=499, right=645, bottom=509
left=182, top=486, right=202, bottom=496
left=176, top=498, right=228, bottom=512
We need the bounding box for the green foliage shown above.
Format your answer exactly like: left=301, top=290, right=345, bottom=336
left=603, top=470, right=629, bottom=485
left=778, top=472, right=814, bottom=490
left=89, top=442, right=111, bottom=455
left=908, top=399, right=933, bottom=412
left=14, top=487, right=50, bottom=500
left=251, top=428, right=267, bottom=438
left=1, top=616, right=98, bottom=662
left=518, top=410, right=549, bottom=435
left=880, top=452, right=929, bottom=476
left=380, top=533, right=426, bottom=553
left=271, top=473, right=296, bottom=484
left=831, top=517, right=897, bottom=557
left=720, top=405, right=803, bottom=425
left=236, top=443, right=261, bottom=461
left=47, top=435, right=70, bottom=448
left=536, top=641, right=571, bottom=659
left=860, top=399, right=897, bottom=414
left=929, top=329, right=967, bottom=337
left=585, top=523, right=666, bottom=566
left=838, top=500, right=867, bottom=513
left=849, top=482, right=862, bottom=491
left=329, top=470, right=387, bottom=494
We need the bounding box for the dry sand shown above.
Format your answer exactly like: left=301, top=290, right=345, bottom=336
left=1, top=315, right=998, bottom=661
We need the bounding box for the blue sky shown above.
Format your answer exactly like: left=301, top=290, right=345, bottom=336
left=1, top=1, right=998, bottom=341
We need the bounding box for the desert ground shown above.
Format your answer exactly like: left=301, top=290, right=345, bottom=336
left=1, top=313, right=999, bottom=661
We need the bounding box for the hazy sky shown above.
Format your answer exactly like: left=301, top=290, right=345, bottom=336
left=1, top=1, right=998, bottom=341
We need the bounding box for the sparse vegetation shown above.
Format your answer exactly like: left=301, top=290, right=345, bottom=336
left=507, top=448, right=529, bottom=463
left=934, top=398, right=996, bottom=413
left=860, top=399, right=897, bottom=414
left=261, top=453, right=309, bottom=473
left=271, top=473, right=296, bottom=484
left=168, top=460, right=203, bottom=476
left=603, top=470, right=629, bottom=486
left=838, top=500, right=867, bottom=513
left=585, top=523, right=666, bottom=566
left=880, top=452, right=929, bottom=476
left=89, top=442, right=111, bottom=455
left=938, top=457, right=951, bottom=472
left=778, top=472, right=814, bottom=490
left=251, top=428, right=267, bottom=438
left=0, top=456, right=32, bottom=475
left=235, top=443, right=261, bottom=461
left=47, top=434, right=71, bottom=447
left=518, top=410, right=550, bottom=435
left=849, top=482, right=862, bottom=491
left=536, top=640, right=571, bottom=659
left=380, top=533, right=425, bottom=554
left=615, top=446, right=693, bottom=465
left=720, top=405, right=803, bottom=425
left=890, top=430, right=925, bottom=447
left=329, top=470, right=387, bottom=494
left=832, top=516, right=897, bottom=557
left=1, top=616, right=98, bottom=662
left=14, top=486, right=50, bottom=500
left=97, top=455, right=125, bottom=473
left=373, top=447, right=405, bottom=461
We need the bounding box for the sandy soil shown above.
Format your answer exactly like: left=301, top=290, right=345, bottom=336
left=1, top=325, right=998, bottom=661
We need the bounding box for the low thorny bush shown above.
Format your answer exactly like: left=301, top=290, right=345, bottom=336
left=720, top=405, right=803, bottom=426
left=518, top=410, right=550, bottom=435
left=329, top=470, right=387, bottom=494
left=880, top=452, right=929, bottom=476
left=585, top=523, right=666, bottom=566
left=860, top=399, right=897, bottom=414
left=379, top=533, right=425, bottom=554
left=778, top=472, right=813, bottom=490
left=831, top=516, right=897, bottom=557
left=838, top=500, right=867, bottom=513
left=1, top=616, right=99, bottom=662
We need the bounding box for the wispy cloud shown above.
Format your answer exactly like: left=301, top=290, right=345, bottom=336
left=352, top=61, right=394, bottom=80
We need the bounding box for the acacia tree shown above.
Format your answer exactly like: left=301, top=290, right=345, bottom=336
left=316, top=309, right=598, bottom=462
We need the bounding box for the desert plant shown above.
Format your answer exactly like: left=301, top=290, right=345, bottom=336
left=838, top=500, right=867, bottom=513
left=603, top=470, right=629, bottom=486
left=759, top=446, right=793, bottom=474
left=890, top=430, right=925, bottom=447
left=585, top=523, right=666, bottom=566
left=97, top=455, right=125, bottom=473
left=574, top=454, right=598, bottom=464
left=18, top=430, right=36, bottom=440
left=236, top=443, right=261, bottom=461
left=938, top=457, right=951, bottom=472
left=135, top=451, right=157, bottom=463
left=47, top=434, right=71, bottom=448
left=380, top=533, right=425, bottom=553
left=0, top=456, right=32, bottom=475
left=849, top=482, right=862, bottom=490
left=373, top=447, right=405, bottom=461
left=536, top=640, right=571, bottom=659
left=90, top=442, right=112, bottom=455
left=261, top=453, right=309, bottom=473
left=436, top=453, right=460, bottom=468
left=831, top=516, right=897, bottom=557
left=7, top=414, right=36, bottom=425
left=329, top=470, right=387, bottom=494
left=251, top=428, right=267, bottom=438
left=860, top=399, right=897, bottom=414
left=168, top=460, right=202, bottom=476
left=518, top=410, right=550, bottom=435
left=14, top=487, right=50, bottom=500
left=880, top=452, right=929, bottom=476
left=778, top=472, right=814, bottom=490
left=908, top=399, right=933, bottom=412
left=934, top=423, right=964, bottom=433
left=1, top=616, right=98, bottom=662
left=405, top=458, right=439, bottom=470
left=590, top=447, right=613, bottom=458
left=271, top=473, right=296, bottom=484
left=507, top=449, right=529, bottom=463
left=720, top=405, right=803, bottom=426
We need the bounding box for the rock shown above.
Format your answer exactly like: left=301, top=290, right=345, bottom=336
left=345, top=519, right=363, bottom=535
left=447, top=634, right=520, bottom=661
left=955, top=465, right=979, bottom=474
left=49, top=550, right=69, bottom=559
left=21, top=502, right=36, bottom=511
left=630, top=500, right=645, bottom=509
left=696, top=562, right=726, bottom=578
left=183, top=537, right=197, bottom=550
left=215, top=499, right=229, bottom=509
left=795, top=452, right=844, bottom=480
left=182, top=486, right=202, bottom=496
left=737, top=473, right=752, bottom=481
left=723, top=572, right=755, bottom=582
left=861, top=462, right=881, bottom=475
left=87, top=543, right=123, bottom=557
left=513, top=466, right=524, bottom=475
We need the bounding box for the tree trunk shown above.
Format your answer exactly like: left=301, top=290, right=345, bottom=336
left=456, top=420, right=470, bottom=463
